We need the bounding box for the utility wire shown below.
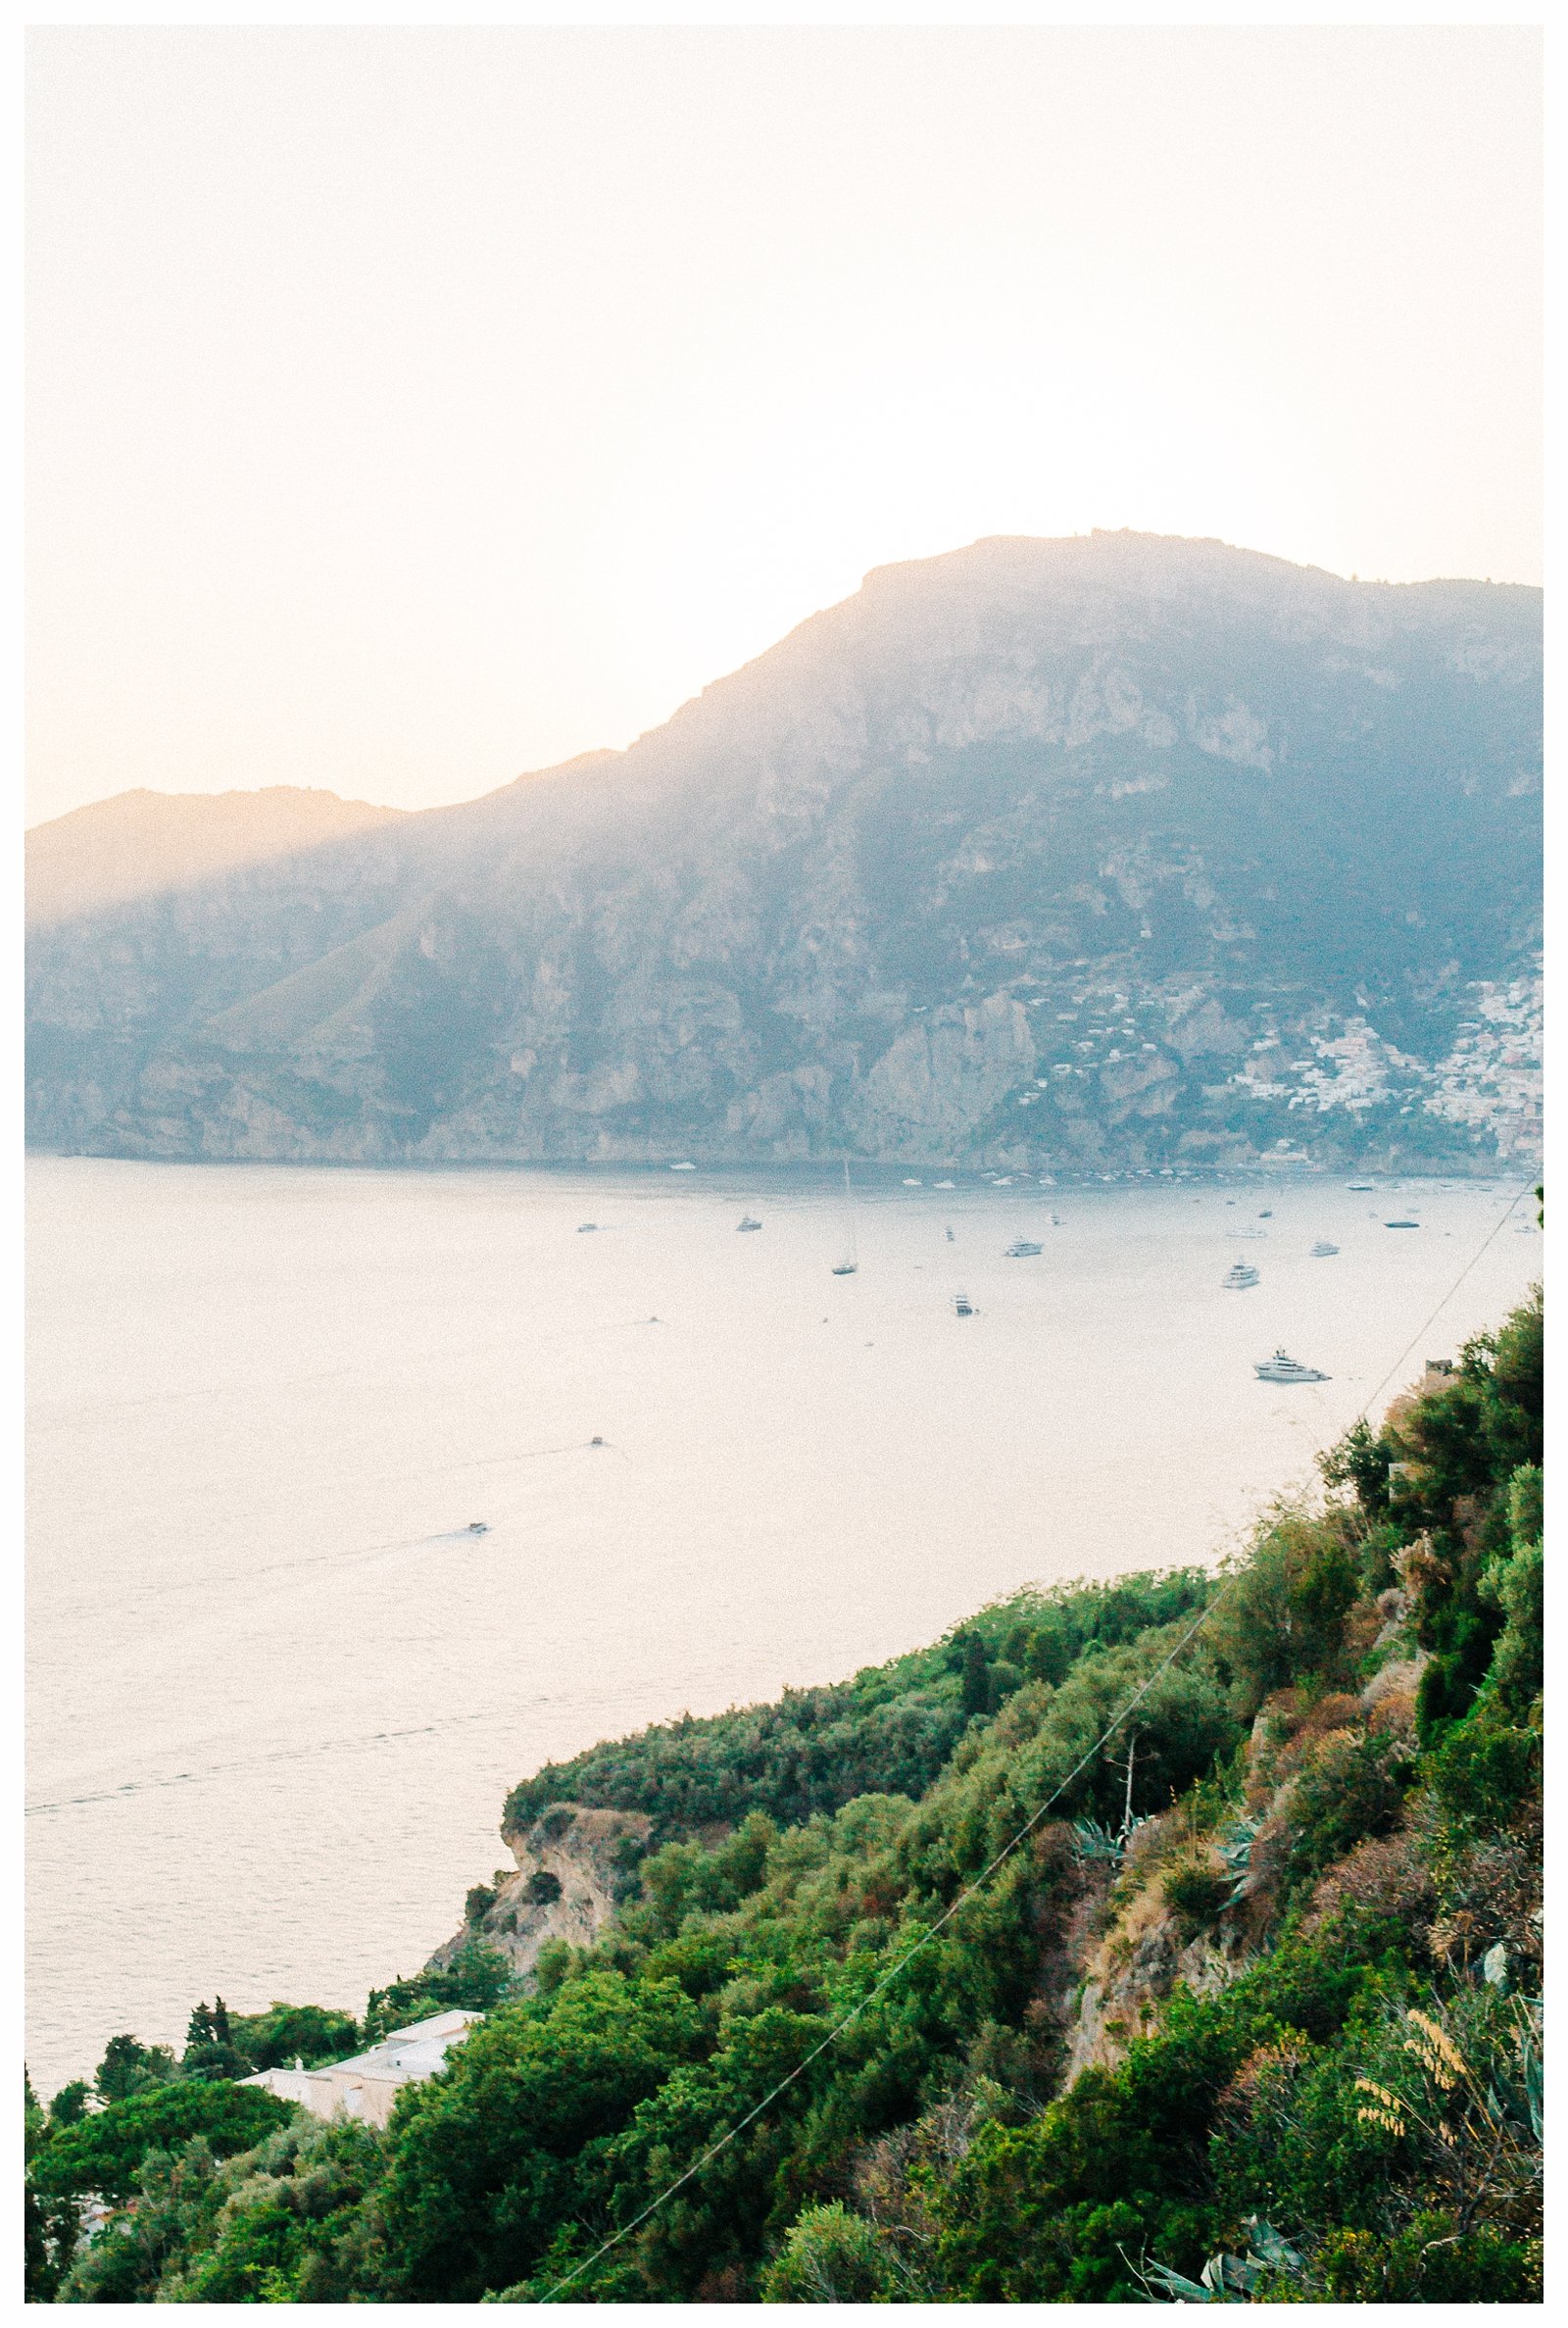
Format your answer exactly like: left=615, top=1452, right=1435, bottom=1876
left=536, top=1177, right=1541, bottom=2302
left=1354, top=1180, right=1538, bottom=1423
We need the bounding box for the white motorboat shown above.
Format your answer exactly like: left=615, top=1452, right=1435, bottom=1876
left=1223, top=1262, right=1260, bottom=1290
left=736, top=1214, right=762, bottom=1232
left=1310, top=1240, right=1340, bottom=1257
left=1253, top=1350, right=1330, bottom=1384
left=1004, top=1238, right=1044, bottom=1258
left=953, top=1291, right=976, bottom=1317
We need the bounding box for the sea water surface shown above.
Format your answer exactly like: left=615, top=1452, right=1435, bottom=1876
left=26, top=1157, right=1540, bottom=2093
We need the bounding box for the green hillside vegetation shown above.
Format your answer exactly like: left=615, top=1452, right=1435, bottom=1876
left=25, top=1290, right=1542, bottom=2303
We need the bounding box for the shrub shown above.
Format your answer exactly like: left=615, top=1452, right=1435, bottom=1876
left=1284, top=1728, right=1411, bottom=1890
left=1162, top=1860, right=1231, bottom=1936
left=1209, top=1511, right=1360, bottom=1715
left=1426, top=1708, right=1540, bottom=1832
left=761, top=2201, right=900, bottom=2302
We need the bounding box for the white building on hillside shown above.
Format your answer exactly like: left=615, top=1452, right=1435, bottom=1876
left=239, top=2007, right=481, bottom=2131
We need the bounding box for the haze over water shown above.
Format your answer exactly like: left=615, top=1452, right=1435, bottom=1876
left=26, top=1157, right=1539, bottom=2094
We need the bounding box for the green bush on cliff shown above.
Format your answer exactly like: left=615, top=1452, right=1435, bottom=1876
left=500, top=1567, right=1211, bottom=1841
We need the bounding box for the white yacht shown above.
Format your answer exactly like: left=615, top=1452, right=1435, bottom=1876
left=1004, top=1238, right=1044, bottom=1258
left=1223, top=1262, right=1260, bottom=1290
left=953, top=1291, right=976, bottom=1317
left=1254, top=1350, right=1330, bottom=1384
left=736, top=1214, right=762, bottom=1232
left=1310, top=1240, right=1340, bottom=1258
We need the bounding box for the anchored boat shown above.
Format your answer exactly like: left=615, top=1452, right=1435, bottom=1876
left=953, top=1291, right=975, bottom=1317
left=1223, top=1262, right=1260, bottom=1290
left=1004, top=1238, right=1044, bottom=1258
left=1254, top=1350, right=1330, bottom=1384
left=736, top=1214, right=762, bottom=1232
left=1310, top=1240, right=1340, bottom=1257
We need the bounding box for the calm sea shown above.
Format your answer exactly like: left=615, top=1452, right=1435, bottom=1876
left=25, top=1156, right=1539, bottom=2094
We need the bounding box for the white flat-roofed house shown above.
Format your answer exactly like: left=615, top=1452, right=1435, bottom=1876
left=239, top=2007, right=482, bottom=2130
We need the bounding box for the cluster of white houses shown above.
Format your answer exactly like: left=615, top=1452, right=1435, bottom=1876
left=239, top=2008, right=481, bottom=2131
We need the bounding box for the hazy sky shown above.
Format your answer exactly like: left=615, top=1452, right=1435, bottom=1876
left=26, top=25, right=1541, bottom=825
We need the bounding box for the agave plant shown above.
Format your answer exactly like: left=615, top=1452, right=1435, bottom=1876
left=1134, top=2219, right=1303, bottom=2303
left=1213, top=1813, right=1264, bottom=1905
left=1071, top=1816, right=1126, bottom=1866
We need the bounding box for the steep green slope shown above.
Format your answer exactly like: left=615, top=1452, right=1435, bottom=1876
left=25, top=1290, right=1543, bottom=2303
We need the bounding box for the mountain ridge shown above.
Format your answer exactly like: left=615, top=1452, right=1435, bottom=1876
left=25, top=531, right=1543, bottom=1172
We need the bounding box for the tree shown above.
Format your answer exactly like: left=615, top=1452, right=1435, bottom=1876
left=30, top=2081, right=291, bottom=2205
left=228, top=2000, right=359, bottom=2072
left=95, top=2032, right=178, bottom=2103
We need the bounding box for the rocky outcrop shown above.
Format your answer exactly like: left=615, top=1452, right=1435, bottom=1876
left=427, top=1805, right=652, bottom=1986
left=27, top=532, right=1542, bottom=1172
left=1060, top=1816, right=1250, bottom=2088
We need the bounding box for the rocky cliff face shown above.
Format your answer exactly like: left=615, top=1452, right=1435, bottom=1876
left=427, top=1804, right=652, bottom=1986
left=26, top=532, right=1542, bottom=1173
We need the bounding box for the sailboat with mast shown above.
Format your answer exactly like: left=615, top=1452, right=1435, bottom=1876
left=831, top=1161, right=859, bottom=1275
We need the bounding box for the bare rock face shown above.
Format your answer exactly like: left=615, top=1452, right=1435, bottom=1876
left=427, top=1805, right=652, bottom=1985
left=27, top=532, right=1542, bottom=1172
